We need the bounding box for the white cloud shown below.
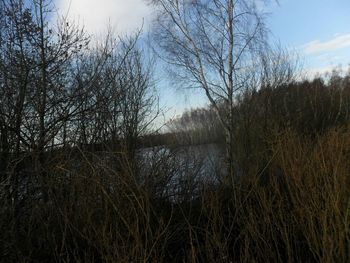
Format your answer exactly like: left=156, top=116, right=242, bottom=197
left=302, top=33, right=350, bottom=54
left=54, top=0, right=154, bottom=35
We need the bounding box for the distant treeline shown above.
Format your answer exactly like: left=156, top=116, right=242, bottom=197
left=158, top=70, right=350, bottom=147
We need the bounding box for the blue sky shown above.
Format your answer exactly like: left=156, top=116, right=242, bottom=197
left=54, top=0, right=350, bottom=119
left=269, top=0, right=350, bottom=75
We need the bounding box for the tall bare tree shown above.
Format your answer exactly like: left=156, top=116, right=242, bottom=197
left=150, top=0, right=292, bottom=177
left=0, top=0, right=89, bottom=202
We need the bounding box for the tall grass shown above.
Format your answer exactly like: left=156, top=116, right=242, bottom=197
left=0, top=127, right=349, bottom=262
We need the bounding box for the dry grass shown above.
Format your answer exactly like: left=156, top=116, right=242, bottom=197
left=0, top=127, right=349, bottom=262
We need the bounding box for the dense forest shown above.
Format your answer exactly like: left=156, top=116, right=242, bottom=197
left=0, top=0, right=350, bottom=262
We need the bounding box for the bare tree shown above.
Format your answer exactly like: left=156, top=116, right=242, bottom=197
left=72, top=33, right=158, bottom=144
left=149, top=0, right=292, bottom=177
left=0, top=0, right=89, bottom=202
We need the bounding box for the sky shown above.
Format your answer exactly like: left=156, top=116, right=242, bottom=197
left=54, top=0, right=350, bottom=119
left=269, top=0, right=350, bottom=76
left=54, top=0, right=153, bottom=35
